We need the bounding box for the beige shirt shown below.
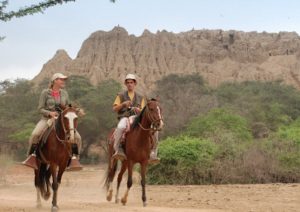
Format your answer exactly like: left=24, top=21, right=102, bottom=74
left=38, top=89, right=70, bottom=118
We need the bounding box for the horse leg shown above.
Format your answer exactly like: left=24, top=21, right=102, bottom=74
left=106, top=159, right=117, bottom=201
left=115, top=161, right=127, bottom=203
left=141, top=162, right=148, bottom=207
left=45, top=165, right=51, bottom=200
left=121, top=161, right=133, bottom=205
left=34, top=170, right=42, bottom=208
left=51, top=165, right=65, bottom=209
left=50, top=165, right=59, bottom=212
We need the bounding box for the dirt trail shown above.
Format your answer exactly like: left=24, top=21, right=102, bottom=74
left=0, top=165, right=299, bottom=212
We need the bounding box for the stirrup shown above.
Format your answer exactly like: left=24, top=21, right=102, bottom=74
left=148, top=157, right=160, bottom=165
left=22, top=154, right=38, bottom=170
left=67, top=156, right=83, bottom=171
left=149, top=151, right=160, bottom=164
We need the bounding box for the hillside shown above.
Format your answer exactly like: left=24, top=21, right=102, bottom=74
left=33, top=27, right=300, bottom=91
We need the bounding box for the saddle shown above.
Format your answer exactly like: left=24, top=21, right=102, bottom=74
left=38, top=119, right=56, bottom=149
left=40, top=126, right=54, bottom=147
left=110, top=116, right=155, bottom=150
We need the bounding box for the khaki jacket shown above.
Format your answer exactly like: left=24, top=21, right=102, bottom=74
left=38, top=89, right=70, bottom=119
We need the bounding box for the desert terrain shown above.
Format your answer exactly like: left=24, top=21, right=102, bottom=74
left=0, top=164, right=299, bottom=212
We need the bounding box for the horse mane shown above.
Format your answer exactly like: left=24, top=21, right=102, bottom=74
left=131, top=98, right=159, bottom=129
left=131, top=106, right=146, bottom=129
left=55, top=112, right=63, bottom=134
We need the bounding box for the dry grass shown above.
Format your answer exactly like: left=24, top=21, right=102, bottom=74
left=0, top=153, right=14, bottom=185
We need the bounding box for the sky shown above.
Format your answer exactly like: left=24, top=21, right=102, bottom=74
left=1, top=0, right=300, bottom=81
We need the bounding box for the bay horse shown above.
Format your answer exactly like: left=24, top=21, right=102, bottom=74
left=34, top=105, right=79, bottom=211
left=105, top=99, right=164, bottom=207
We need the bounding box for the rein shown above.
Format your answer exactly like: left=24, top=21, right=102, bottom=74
left=54, top=107, right=76, bottom=156
left=54, top=118, right=67, bottom=143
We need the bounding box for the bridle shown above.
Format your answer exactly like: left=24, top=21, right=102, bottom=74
left=138, top=104, right=163, bottom=132
left=54, top=107, right=77, bottom=144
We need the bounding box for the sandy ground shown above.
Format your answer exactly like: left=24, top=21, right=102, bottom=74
left=0, top=164, right=299, bottom=212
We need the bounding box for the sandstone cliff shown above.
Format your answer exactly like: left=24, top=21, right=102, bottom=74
left=33, top=27, right=300, bottom=91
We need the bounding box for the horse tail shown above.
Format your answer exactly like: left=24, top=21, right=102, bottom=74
left=104, top=130, right=118, bottom=190
left=104, top=157, right=118, bottom=189
left=37, top=163, right=51, bottom=200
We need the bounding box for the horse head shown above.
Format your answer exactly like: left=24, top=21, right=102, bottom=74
left=145, top=99, right=164, bottom=131
left=60, top=104, right=79, bottom=143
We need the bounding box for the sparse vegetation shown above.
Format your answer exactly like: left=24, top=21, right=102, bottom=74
left=0, top=154, right=14, bottom=184
left=148, top=75, right=300, bottom=184
left=1, top=74, right=300, bottom=183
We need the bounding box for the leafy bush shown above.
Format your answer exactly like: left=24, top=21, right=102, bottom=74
left=278, top=118, right=300, bottom=145
left=148, top=136, right=218, bottom=184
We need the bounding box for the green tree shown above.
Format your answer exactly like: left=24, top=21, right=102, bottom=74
left=0, top=0, right=115, bottom=22
left=216, top=81, right=300, bottom=132
left=67, top=77, right=121, bottom=160
left=0, top=0, right=115, bottom=40
left=0, top=77, right=121, bottom=162
left=187, top=108, right=252, bottom=143
left=153, top=74, right=216, bottom=137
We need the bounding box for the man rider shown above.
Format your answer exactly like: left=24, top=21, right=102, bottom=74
left=112, top=73, right=159, bottom=163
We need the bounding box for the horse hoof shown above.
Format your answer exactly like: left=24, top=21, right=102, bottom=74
left=51, top=206, right=59, bottom=212
left=36, top=203, right=42, bottom=209
left=143, top=201, right=147, bottom=207
left=121, top=198, right=127, bottom=205
left=44, top=192, right=51, bottom=200
left=106, top=191, right=113, bottom=201
left=115, top=198, right=120, bottom=204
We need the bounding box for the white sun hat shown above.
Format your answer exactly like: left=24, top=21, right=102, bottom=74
left=51, top=73, right=68, bottom=81
left=125, top=73, right=137, bottom=81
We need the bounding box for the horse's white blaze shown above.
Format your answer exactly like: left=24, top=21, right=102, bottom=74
left=64, top=112, right=77, bottom=142
left=157, top=106, right=164, bottom=129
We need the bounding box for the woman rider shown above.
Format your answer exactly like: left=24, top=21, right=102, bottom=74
left=22, top=73, right=83, bottom=171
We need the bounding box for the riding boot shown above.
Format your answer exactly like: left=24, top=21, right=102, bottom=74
left=22, top=143, right=38, bottom=170
left=112, top=128, right=127, bottom=161
left=149, top=147, right=160, bottom=164
left=67, top=144, right=83, bottom=171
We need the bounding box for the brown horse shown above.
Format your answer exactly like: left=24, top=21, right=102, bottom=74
left=105, top=99, right=163, bottom=207
left=34, top=105, right=79, bottom=211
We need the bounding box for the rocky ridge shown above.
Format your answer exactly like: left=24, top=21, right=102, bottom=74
left=33, top=27, right=300, bottom=92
